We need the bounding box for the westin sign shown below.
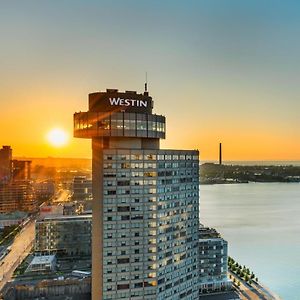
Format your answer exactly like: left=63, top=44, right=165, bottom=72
left=109, top=97, right=147, bottom=108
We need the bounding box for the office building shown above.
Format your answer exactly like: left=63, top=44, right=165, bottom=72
left=74, top=89, right=200, bottom=300
left=11, top=159, right=31, bottom=181
left=0, top=181, right=36, bottom=213
left=198, top=226, right=231, bottom=294
left=0, top=145, right=12, bottom=182
left=0, top=146, right=37, bottom=213
left=35, top=214, right=92, bottom=257
left=34, top=180, right=56, bottom=202
left=72, top=176, right=92, bottom=201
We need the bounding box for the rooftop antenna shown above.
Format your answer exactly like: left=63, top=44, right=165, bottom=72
left=144, top=72, right=148, bottom=92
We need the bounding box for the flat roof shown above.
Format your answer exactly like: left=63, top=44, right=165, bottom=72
left=39, top=214, right=92, bottom=221
left=31, top=255, right=56, bottom=265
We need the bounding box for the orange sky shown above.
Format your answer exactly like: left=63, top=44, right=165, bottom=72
left=0, top=2, right=300, bottom=161
left=0, top=83, right=299, bottom=161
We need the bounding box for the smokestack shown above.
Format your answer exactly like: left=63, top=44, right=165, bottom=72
left=219, top=143, right=222, bottom=165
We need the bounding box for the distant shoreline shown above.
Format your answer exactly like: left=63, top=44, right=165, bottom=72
left=200, top=163, right=300, bottom=184
left=14, top=157, right=300, bottom=166
left=201, top=160, right=300, bottom=167
left=200, top=181, right=300, bottom=185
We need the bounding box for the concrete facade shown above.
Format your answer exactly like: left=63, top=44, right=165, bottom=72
left=74, top=89, right=200, bottom=300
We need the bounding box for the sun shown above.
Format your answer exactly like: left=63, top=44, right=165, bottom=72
left=47, top=128, right=69, bottom=147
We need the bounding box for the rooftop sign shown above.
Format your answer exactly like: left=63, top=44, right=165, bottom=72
left=88, top=90, right=152, bottom=113
left=109, top=98, right=147, bottom=108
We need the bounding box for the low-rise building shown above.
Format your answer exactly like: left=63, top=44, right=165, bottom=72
left=39, top=204, right=64, bottom=218
left=26, top=255, right=56, bottom=273
left=199, top=226, right=232, bottom=295
left=35, top=215, right=92, bottom=257
left=0, top=211, right=28, bottom=228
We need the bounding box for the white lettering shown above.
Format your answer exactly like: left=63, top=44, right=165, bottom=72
left=109, top=98, right=148, bottom=108
left=139, top=100, right=147, bottom=107
left=109, top=98, right=120, bottom=105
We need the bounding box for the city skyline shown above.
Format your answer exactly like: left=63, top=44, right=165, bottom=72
left=1, top=1, right=300, bottom=161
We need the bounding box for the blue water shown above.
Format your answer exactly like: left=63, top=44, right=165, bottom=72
left=200, top=183, right=300, bottom=300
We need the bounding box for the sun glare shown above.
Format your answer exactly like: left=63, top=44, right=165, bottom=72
left=47, top=128, right=69, bottom=147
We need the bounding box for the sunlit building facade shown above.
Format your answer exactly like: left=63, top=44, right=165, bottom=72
left=72, top=176, right=93, bottom=201
left=0, top=181, right=36, bottom=213
left=0, top=145, right=12, bottom=183
left=74, top=89, right=200, bottom=300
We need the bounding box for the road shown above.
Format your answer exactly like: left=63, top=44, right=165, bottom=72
left=0, top=189, right=72, bottom=293
left=0, top=220, right=35, bottom=291
left=52, top=189, right=71, bottom=203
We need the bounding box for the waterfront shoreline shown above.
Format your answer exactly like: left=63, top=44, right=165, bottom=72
left=201, top=183, right=300, bottom=300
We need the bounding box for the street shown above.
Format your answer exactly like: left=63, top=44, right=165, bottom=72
left=229, top=271, right=280, bottom=300
left=52, top=189, right=71, bottom=203
left=0, top=220, right=35, bottom=291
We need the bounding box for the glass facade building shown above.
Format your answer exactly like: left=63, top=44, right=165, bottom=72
left=74, top=89, right=200, bottom=300
left=35, top=215, right=92, bottom=257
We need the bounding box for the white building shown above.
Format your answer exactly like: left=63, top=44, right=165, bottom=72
left=26, top=255, right=56, bottom=273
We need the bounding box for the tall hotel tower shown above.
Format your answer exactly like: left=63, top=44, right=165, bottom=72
left=74, top=89, right=200, bottom=300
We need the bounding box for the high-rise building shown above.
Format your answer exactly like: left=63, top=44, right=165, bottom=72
left=0, top=181, right=36, bottom=213
left=74, top=89, right=200, bottom=300
left=0, top=147, right=37, bottom=213
left=0, top=145, right=12, bottom=182
left=11, top=159, right=31, bottom=181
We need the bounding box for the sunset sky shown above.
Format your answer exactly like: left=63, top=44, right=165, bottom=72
left=0, top=1, right=299, bottom=161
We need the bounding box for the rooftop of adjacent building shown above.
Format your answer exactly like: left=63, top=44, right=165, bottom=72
left=30, top=254, right=56, bottom=265
left=38, top=214, right=92, bottom=222
left=0, top=211, right=28, bottom=220
left=199, top=225, right=222, bottom=239
left=0, top=145, right=12, bottom=150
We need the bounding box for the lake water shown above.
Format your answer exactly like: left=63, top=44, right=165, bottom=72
left=200, top=183, right=300, bottom=300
